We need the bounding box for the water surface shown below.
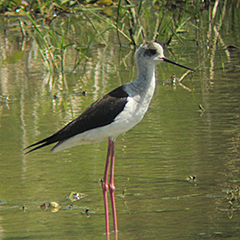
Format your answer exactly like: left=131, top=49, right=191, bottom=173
left=1, top=12, right=240, bottom=240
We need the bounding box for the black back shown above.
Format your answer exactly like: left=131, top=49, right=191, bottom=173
left=25, top=86, right=129, bottom=153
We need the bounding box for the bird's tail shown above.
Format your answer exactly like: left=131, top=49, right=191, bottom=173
left=24, top=135, right=58, bottom=154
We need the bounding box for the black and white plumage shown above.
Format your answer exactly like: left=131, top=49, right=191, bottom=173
left=25, top=86, right=129, bottom=153
left=24, top=42, right=194, bottom=240
left=25, top=42, right=193, bottom=154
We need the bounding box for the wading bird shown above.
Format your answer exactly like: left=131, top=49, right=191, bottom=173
left=25, top=42, right=194, bottom=240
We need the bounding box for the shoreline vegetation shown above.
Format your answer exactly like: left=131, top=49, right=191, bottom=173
left=0, top=0, right=238, bottom=82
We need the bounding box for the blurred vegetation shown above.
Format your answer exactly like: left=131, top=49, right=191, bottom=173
left=0, top=0, right=239, bottom=72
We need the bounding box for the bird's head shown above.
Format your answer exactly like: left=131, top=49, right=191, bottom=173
left=136, top=41, right=195, bottom=71
left=136, top=42, right=164, bottom=65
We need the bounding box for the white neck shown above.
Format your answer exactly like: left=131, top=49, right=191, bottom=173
left=123, top=60, right=156, bottom=100
left=135, top=61, right=156, bottom=91
left=123, top=60, right=157, bottom=111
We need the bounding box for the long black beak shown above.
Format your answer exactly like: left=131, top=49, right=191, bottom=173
left=163, top=58, right=195, bottom=72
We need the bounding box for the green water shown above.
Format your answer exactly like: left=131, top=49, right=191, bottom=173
left=1, top=8, right=240, bottom=240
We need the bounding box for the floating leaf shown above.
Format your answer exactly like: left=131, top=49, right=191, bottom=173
left=68, top=191, right=86, bottom=202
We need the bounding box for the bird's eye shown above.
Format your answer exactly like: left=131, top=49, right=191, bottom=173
left=144, top=48, right=157, bottom=57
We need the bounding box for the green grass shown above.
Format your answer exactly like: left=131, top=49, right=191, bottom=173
left=2, top=0, right=238, bottom=74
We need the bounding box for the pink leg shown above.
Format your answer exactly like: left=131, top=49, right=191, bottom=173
left=102, top=139, right=111, bottom=240
left=109, top=140, right=118, bottom=240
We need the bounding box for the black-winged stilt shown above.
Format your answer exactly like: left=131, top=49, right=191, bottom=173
left=25, top=42, right=194, bottom=240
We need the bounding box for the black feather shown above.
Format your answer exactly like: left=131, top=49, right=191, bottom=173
left=24, top=86, right=129, bottom=154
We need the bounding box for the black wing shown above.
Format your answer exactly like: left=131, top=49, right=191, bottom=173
left=24, top=86, right=128, bottom=154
